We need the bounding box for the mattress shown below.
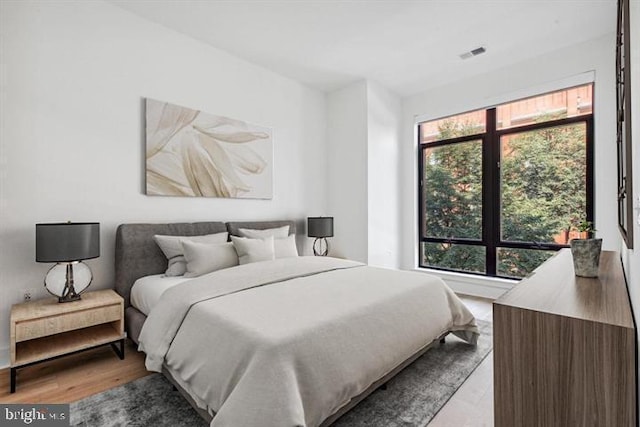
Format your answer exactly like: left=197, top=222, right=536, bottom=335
left=130, top=274, right=188, bottom=316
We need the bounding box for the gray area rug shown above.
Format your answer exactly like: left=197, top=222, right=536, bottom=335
left=71, top=320, right=491, bottom=427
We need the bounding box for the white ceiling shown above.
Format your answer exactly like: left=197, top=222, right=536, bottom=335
left=109, top=0, right=616, bottom=97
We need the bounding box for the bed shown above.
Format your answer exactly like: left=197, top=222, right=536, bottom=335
left=114, top=220, right=478, bottom=427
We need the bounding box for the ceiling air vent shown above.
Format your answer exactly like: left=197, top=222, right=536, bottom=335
left=459, top=46, right=486, bottom=60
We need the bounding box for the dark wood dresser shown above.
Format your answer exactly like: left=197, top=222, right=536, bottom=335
left=493, top=249, right=636, bottom=427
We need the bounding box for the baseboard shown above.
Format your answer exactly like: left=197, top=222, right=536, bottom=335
left=0, top=345, right=9, bottom=370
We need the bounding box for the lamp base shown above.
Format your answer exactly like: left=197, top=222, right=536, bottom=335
left=313, top=238, right=329, bottom=256
left=58, top=291, right=81, bottom=303
left=44, top=262, right=92, bottom=303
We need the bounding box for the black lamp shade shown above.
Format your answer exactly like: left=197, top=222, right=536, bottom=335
left=307, top=217, right=334, bottom=238
left=36, top=222, right=100, bottom=263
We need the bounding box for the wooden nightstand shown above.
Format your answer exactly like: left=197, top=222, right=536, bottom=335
left=9, top=289, right=125, bottom=393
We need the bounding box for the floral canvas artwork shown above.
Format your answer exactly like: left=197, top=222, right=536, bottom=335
left=145, top=99, right=273, bottom=199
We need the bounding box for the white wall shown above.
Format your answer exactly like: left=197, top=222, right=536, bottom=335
left=367, top=81, right=402, bottom=268
left=0, top=0, right=327, bottom=365
left=326, top=80, right=402, bottom=267
left=619, top=0, right=640, bottom=415
left=401, top=35, right=619, bottom=284
left=326, top=81, right=368, bottom=261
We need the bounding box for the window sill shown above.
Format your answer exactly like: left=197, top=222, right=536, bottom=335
left=413, top=267, right=517, bottom=299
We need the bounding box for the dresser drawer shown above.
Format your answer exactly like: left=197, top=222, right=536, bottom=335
left=15, top=304, right=122, bottom=342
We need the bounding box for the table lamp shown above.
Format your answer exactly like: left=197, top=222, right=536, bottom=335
left=307, top=217, right=333, bottom=256
left=36, top=222, right=100, bottom=303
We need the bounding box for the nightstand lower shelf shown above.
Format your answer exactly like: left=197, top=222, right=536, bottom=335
left=11, top=327, right=125, bottom=393
left=14, top=323, right=124, bottom=367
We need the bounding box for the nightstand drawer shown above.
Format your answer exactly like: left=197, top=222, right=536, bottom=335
left=15, top=304, right=121, bottom=342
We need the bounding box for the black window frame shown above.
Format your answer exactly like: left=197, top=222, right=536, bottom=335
left=418, top=90, right=594, bottom=279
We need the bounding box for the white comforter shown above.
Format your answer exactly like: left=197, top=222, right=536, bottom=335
left=138, top=257, right=478, bottom=427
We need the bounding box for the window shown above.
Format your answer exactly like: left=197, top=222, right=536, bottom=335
left=616, top=0, right=634, bottom=248
left=418, top=84, right=593, bottom=278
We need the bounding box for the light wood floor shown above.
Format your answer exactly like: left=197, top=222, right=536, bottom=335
left=0, top=295, right=495, bottom=426
left=0, top=341, right=148, bottom=404
left=428, top=295, right=494, bottom=427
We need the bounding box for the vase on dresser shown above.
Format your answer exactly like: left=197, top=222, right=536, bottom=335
left=570, top=238, right=602, bottom=277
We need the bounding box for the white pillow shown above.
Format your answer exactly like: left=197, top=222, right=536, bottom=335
left=238, top=225, right=289, bottom=239
left=274, top=234, right=299, bottom=258
left=154, top=232, right=228, bottom=276
left=181, top=241, right=239, bottom=278
left=231, top=236, right=275, bottom=265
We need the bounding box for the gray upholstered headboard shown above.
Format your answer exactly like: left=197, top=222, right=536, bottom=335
left=114, top=220, right=296, bottom=308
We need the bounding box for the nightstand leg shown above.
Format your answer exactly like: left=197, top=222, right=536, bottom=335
left=10, top=368, right=16, bottom=393
left=110, top=339, right=125, bottom=360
